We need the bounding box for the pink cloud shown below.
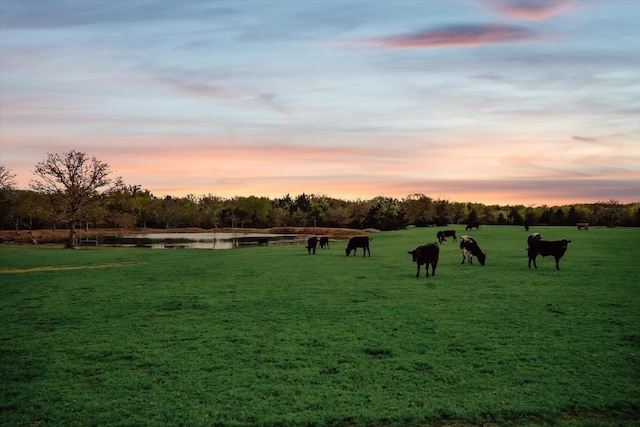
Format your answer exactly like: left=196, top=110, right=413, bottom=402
left=489, top=0, right=578, bottom=21
left=349, top=24, right=540, bottom=49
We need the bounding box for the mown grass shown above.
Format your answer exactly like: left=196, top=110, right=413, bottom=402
left=1, top=226, right=639, bottom=426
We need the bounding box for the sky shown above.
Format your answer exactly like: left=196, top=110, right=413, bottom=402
left=1, top=0, right=639, bottom=206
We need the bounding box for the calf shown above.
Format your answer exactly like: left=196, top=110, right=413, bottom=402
left=436, top=230, right=457, bottom=244
left=319, top=236, right=329, bottom=249
left=306, top=236, right=318, bottom=255
left=528, top=239, right=571, bottom=270
left=465, top=223, right=480, bottom=231
left=460, top=235, right=486, bottom=266
left=408, top=242, right=439, bottom=277
left=345, top=236, right=371, bottom=257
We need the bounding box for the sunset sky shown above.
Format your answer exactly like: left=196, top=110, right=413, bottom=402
left=1, top=0, right=638, bottom=205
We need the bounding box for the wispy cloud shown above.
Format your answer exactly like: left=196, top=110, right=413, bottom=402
left=487, top=0, right=578, bottom=21
left=343, top=24, right=542, bottom=49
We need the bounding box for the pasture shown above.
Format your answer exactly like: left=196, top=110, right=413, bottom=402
left=1, top=226, right=639, bottom=426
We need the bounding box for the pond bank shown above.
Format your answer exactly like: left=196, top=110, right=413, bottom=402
left=0, top=226, right=367, bottom=245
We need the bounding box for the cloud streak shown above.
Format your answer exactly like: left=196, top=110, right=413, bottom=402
left=487, top=0, right=578, bottom=21
left=343, top=24, right=543, bottom=49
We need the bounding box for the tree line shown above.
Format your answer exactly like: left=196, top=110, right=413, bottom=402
left=1, top=152, right=639, bottom=247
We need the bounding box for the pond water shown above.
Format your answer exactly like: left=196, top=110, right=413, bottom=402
left=99, top=232, right=304, bottom=249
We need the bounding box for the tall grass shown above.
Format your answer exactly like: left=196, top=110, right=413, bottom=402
left=1, top=226, right=639, bottom=426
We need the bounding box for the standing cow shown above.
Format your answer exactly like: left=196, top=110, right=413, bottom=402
left=408, top=243, right=439, bottom=277
left=306, top=236, right=318, bottom=254
left=528, top=239, right=571, bottom=270
left=345, top=236, right=371, bottom=257
left=319, top=236, right=329, bottom=249
left=436, top=230, right=457, bottom=244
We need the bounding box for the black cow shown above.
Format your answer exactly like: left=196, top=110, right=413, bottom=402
left=257, top=237, right=269, bottom=246
left=408, top=243, right=439, bottom=277
left=436, top=230, right=457, bottom=244
left=345, top=236, right=371, bottom=257
left=528, top=239, right=571, bottom=270
left=307, top=236, right=318, bottom=254
left=465, top=223, right=480, bottom=231
left=319, top=236, right=329, bottom=249
left=460, top=235, right=486, bottom=266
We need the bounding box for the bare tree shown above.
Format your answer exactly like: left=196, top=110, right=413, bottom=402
left=31, top=151, right=116, bottom=248
left=0, top=165, right=16, bottom=191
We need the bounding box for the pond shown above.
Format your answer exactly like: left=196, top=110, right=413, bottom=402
left=98, top=232, right=304, bottom=249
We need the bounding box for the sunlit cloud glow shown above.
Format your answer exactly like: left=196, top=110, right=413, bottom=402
left=1, top=0, right=638, bottom=206
left=488, top=0, right=578, bottom=21
left=344, top=24, right=542, bottom=49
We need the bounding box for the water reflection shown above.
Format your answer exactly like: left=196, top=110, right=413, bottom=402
left=101, top=232, right=302, bottom=249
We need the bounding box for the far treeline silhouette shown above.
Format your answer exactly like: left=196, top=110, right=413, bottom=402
left=1, top=152, right=639, bottom=242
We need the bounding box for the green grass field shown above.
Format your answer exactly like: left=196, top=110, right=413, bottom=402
left=1, top=226, right=639, bottom=426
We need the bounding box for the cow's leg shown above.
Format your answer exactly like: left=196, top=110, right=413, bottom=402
left=416, top=264, right=420, bottom=278
left=431, top=261, right=437, bottom=276
left=461, top=253, right=465, bottom=264
left=554, top=256, right=560, bottom=270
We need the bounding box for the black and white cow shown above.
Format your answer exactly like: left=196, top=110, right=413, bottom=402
left=408, top=242, right=439, bottom=277
left=527, top=232, right=542, bottom=248
left=460, top=235, right=486, bottom=266
left=528, top=239, right=571, bottom=270
left=345, top=236, right=371, bottom=257
left=436, top=230, right=457, bottom=244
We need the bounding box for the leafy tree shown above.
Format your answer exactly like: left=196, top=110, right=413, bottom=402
left=433, top=199, right=452, bottom=226
left=554, top=208, right=565, bottom=225
left=403, top=194, right=434, bottom=226
left=566, top=206, right=579, bottom=225
left=31, top=151, right=117, bottom=247
left=507, top=205, right=524, bottom=225
left=275, top=194, right=293, bottom=227
left=497, top=212, right=508, bottom=225
left=365, top=197, right=407, bottom=230
left=592, top=199, right=623, bottom=227
left=466, top=208, right=478, bottom=224
left=524, top=207, right=538, bottom=226
left=199, top=194, right=224, bottom=229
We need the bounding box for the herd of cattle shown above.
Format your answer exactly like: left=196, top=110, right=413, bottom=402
left=303, top=227, right=572, bottom=278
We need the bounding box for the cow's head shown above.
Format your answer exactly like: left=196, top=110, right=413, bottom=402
left=477, top=252, right=487, bottom=266
left=408, top=250, right=418, bottom=262
left=561, top=239, right=571, bottom=249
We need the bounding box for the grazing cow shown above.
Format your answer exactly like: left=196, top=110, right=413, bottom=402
left=319, top=236, right=329, bottom=249
left=345, top=236, right=371, bottom=257
left=306, top=236, right=318, bottom=254
left=460, top=235, right=486, bottom=266
left=528, top=239, right=571, bottom=270
left=436, top=230, right=457, bottom=244
left=408, top=243, right=439, bottom=277
left=257, top=237, right=269, bottom=246
left=465, top=223, right=480, bottom=231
